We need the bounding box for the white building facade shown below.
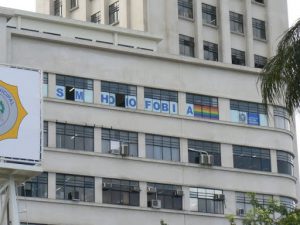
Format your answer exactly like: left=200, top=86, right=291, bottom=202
left=0, top=0, right=298, bottom=224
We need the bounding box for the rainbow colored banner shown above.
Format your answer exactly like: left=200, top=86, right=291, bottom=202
left=194, top=104, right=219, bottom=119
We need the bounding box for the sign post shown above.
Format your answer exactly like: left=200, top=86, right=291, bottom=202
left=0, top=65, right=43, bottom=225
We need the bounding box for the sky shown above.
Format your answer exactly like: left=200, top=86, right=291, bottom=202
left=0, top=0, right=300, bottom=159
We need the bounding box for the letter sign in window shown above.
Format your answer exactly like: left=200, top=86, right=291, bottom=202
left=145, top=98, right=153, bottom=111
left=56, top=85, right=66, bottom=99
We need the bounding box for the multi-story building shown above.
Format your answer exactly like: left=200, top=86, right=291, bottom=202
left=0, top=0, right=298, bottom=224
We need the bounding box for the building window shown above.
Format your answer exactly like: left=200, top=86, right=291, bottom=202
left=109, top=1, right=119, bottom=25
left=231, top=48, right=246, bottom=66
left=277, top=151, right=294, bottom=176
left=230, top=12, right=244, bottom=33
left=102, top=129, right=138, bottom=157
left=144, top=87, right=178, bottom=114
left=203, top=41, right=218, bottom=61
left=186, top=93, right=219, bottom=119
left=101, top=81, right=137, bottom=109
left=280, top=197, right=296, bottom=212
left=253, top=18, right=266, bottom=40
left=202, top=3, right=217, bottom=26
left=54, top=0, right=62, bottom=16
left=147, top=183, right=182, bottom=210
left=188, top=139, right=221, bottom=166
left=56, top=123, right=94, bottom=151
left=70, top=0, right=78, bottom=9
left=91, top=11, right=101, bottom=23
left=146, top=134, right=180, bottom=162
left=179, top=34, right=195, bottom=57
left=18, top=172, right=48, bottom=198
left=56, top=174, right=94, bottom=202
left=103, top=178, right=139, bottom=206
left=190, top=188, right=224, bottom=214
left=43, top=73, right=48, bottom=97
left=178, top=0, right=193, bottom=19
left=230, top=100, right=268, bottom=126
left=44, top=121, right=48, bottom=147
left=236, top=192, right=272, bottom=215
left=56, top=75, right=93, bottom=103
left=254, top=55, right=267, bottom=68
left=233, top=145, right=271, bottom=172
left=274, top=106, right=290, bottom=130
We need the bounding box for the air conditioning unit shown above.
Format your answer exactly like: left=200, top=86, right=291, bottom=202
left=72, top=191, right=80, bottom=201
left=213, top=194, right=225, bottom=201
left=238, top=112, right=247, bottom=124
left=102, top=182, right=112, bottom=190
left=151, top=199, right=161, bottom=209
left=109, top=149, right=121, bottom=155
left=120, top=144, right=129, bottom=156
left=130, top=186, right=141, bottom=192
left=200, top=154, right=214, bottom=166
left=174, top=190, right=184, bottom=197
left=237, top=208, right=245, bottom=216
left=147, top=187, right=157, bottom=193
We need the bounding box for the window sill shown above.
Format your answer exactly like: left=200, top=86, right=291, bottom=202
left=203, top=23, right=218, bottom=30
left=231, top=31, right=245, bottom=37
left=44, top=97, right=294, bottom=139
left=69, top=6, right=79, bottom=12
left=45, top=147, right=297, bottom=182
left=253, top=37, right=267, bottom=43
left=178, top=16, right=195, bottom=22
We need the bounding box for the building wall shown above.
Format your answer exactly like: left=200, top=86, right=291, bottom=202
left=0, top=0, right=297, bottom=224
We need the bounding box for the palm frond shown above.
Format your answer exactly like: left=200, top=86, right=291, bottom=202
left=260, top=19, right=300, bottom=115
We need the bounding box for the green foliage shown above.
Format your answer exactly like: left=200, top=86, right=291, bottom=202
left=260, top=19, right=300, bottom=115
left=227, top=193, right=300, bottom=225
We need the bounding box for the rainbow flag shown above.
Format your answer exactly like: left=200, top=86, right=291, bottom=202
left=194, top=105, right=202, bottom=117
left=193, top=104, right=219, bottom=119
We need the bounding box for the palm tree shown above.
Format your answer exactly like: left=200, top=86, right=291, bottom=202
left=260, top=19, right=300, bottom=115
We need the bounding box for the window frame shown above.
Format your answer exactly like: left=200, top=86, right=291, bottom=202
left=146, top=134, right=180, bottom=162
left=236, top=192, right=272, bottom=215
left=147, top=183, right=183, bottom=210
left=186, top=93, right=219, bottom=119
left=18, top=172, right=48, bottom=198
left=91, top=11, right=101, bottom=23
left=54, top=0, right=62, bottom=16
left=56, top=174, right=95, bottom=202
left=43, top=121, right=48, bottom=147
left=202, top=3, right=217, bottom=26
left=56, top=75, right=94, bottom=103
left=254, top=55, right=267, bottom=68
left=178, top=0, right=193, bottom=19
left=231, top=48, right=246, bottom=66
left=188, top=139, right=221, bottom=166
left=230, top=11, right=244, bottom=34
left=102, top=178, right=140, bottom=206
left=101, top=128, right=138, bottom=157
left=56, top=123, right=94, bottom=152
left=109, top=1, right=120, bottom=25
left=233, top=145, right=271, bottom=172
left=70, top=0, right=78, bottom=10
left=203, top=41, right=218, bottom=61
left=230, top=99, right=268, bottom=126
left=277, top=151, right=294, bottom=176
left=252, top=18, right=266, bottom=40
left=179, top=34, right=195, bottom=57
left=189, top=187, right=224, bottom=214
left=274, top=106, right=290, bottom=130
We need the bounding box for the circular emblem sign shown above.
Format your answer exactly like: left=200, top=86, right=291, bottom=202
left=0, top=81, right=27, bottom=141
